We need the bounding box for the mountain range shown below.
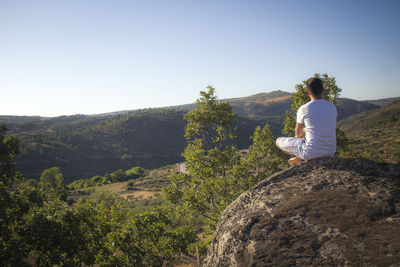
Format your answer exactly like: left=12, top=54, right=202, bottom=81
left=1, top=90, right=398, bottom=183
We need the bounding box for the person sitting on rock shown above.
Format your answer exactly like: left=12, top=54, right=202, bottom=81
left=276, top=77, right=337, bottom=166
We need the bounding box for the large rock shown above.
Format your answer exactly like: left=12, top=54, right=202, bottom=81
left=203, top=158, right=400, bottom=266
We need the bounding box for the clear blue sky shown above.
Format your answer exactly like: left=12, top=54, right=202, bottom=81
left=1, top=0, right=399, bottom=116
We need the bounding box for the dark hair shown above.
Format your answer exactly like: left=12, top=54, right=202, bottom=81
left=306, top=77, right=324, bottom=97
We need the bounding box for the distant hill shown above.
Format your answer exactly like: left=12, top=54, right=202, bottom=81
left=1, top=91, right=398, bottom=182
left=227, top=91, right=292, bottom=118
left=168, top=90, right=292, bottom=118
left=172, top=90, right=384, bottom=120
left=336, top=98, right=379, bottom=120
left=364, top=97, right=400, bottom=107
left=338, top=99, right=400, bottom=163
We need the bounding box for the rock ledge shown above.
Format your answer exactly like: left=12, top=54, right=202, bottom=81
left=203, top=157, right=400, bottom=266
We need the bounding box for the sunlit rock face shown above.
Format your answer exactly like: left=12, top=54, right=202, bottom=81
left=203, top=157, right=400, bottom=266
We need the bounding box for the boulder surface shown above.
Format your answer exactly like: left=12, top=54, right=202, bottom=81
left=203, top=158, right=400, bottom=266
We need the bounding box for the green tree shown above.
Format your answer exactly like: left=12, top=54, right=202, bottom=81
left=110, top=169, right=127, bottom=183
left=74, top=197, right=126, bottom=266
left=283, top=73, right=350, bottom=154
left=24, top=200, right=87, bottom=266
left=107, top=205, right=197, bottom=266
left=89, top=189, right=124, bottom=209
left=0, top=124, right=19, bottom=187
left=165, top=86, right=243, bottom=228
left=68, top=178, right=85, bottom=190
left=0, top=125, right=46, bottom=265
left=246, top=124, right=284, bottom=183
left=0, top=183, right=45, bottom=266
left=125, top=166, right=145, bottom=179
left=39, top=167, right=67, bottom=200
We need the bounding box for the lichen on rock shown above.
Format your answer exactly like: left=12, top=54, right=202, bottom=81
left=203, top=157, right=400, bottom=266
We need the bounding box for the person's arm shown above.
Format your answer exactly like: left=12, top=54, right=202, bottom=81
left=295, top=122, right=305, bottom=138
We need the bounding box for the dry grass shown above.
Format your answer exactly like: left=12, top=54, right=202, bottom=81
left=119, top=189, right=159, bottom=200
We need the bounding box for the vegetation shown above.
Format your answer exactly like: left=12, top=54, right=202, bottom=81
left=6, top=107, right=271, bottom=183
left=0, top=124, right=44, bottom=265
left=134, top=164, right=176, bottom=191
left=68, top=166, right=145, bottom=190
left=165, top=86, right=241, bottom=227
left=338, top=99, right=400, bottom=163
left=0, top=125, right=197, bottom=266
left=39, top=167, right=67, bottom=200
left=164, top=86, right=285, bottom=230
left=7, top=108, right=188, bottom=183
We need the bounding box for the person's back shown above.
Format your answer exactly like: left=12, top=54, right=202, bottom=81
left=276, top=77, right=337, bottom=166
left=297, top=99, right=337, bottom=160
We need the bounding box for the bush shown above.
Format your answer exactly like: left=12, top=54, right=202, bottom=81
left=110, top=169, right=128, bottom=183
left=125, top=167, right=145, bottom=180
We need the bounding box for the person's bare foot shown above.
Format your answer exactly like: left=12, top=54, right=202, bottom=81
left=288, top=157, right=302, bottom=167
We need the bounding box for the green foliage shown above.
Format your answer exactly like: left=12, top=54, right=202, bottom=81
left=0, top=126, right=47, bottom=266
left=0, top=125, right=197, bottom=266
left=336, top=127, right=352, bottom=156
left=39, top=167, right=67, bottom=200
left=77, top=174, right=110, bottom=189
left=184, top=86, right=237, bottom=147
left=0, top=184, right=45, bottom=266
left=4, top=187, right=195, bottom=266
left=165, top=87, right=286, bottom=232
left=24, top=200, right=91, bottom=266
left=187, top=236, right=213, bottom=257
left=125, top=166, right=145, bottom=179
left=108, top=205, right=197, bottom=266
left=21, top=195, right=128, bottom=266
left=22, top=178, right=38, bottom=187
left=89, top=189, right=124, bottom=209
left=246, top=124, right=285, bottom=183
left=68, top=166, right=145, bottom=190
left=110, top=169, right=127, bottom=183
left=68, top=178, right=86, bottom=190
left=0, top=124, right=20, bottom=187
left=282, top=73, right=350, bottom=155
left=165, top=86, right=242, bottom=227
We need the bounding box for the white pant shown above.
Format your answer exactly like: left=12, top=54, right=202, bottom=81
left=277, top=137, right=306, bottom=159
left=277, top=137, right=335, bottom=160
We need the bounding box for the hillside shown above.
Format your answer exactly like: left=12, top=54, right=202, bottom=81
left=5, top=108, right=268, bottom=183
left=338, top=99, right=400, bottom=163
left=227, top=90, right=292, bottom=118
left=364, top=97, right=400, bottom=107
left=336, top=98, right=379, bottom=120
left=3, top=109, right=185, bottom=182
left=1, top=91, right=395, bottom=182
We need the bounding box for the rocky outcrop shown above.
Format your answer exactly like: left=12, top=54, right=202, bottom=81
left=204, top=158, right=400, bottom=266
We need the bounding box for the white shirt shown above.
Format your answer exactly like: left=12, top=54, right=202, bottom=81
left=296, top=99, right=337, bottom=160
